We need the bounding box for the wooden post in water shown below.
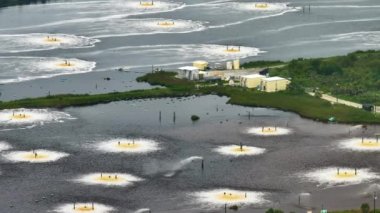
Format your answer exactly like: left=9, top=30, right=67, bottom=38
left=299, top=195, right=301, bottom=206
left=159, top=111, right=161, bottom=123
left=173, top=112, right=176, bottom=123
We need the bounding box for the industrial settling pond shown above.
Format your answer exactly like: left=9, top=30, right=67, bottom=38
left=0, top=0, right=380, bottom=212
left=1, top=96, right=380, bottom=213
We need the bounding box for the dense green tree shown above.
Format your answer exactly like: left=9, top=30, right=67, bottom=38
left=266, top=208, right=284, bottom=213
left=361, top=203, right=370, bottom=213
left=270, top=50, right=380, bottom=104
left=318, top=62, right=343, bottom=75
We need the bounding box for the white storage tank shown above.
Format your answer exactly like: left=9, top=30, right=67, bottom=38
left=233, top=59, right=240, bottom=70
left=226, top=61, right=233, bottom=70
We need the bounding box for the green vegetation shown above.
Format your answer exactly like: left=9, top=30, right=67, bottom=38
left=241, top=60, right=285, bottom=69
left=361, top=203, right=370, bottom=213
left=0, top=0, right=49, bottom=8
left=228, top=205, right=238, bottom=210
left=265, top=208, right=284, bottom=213
left=191, top=115, right=200, bottom=121
left=137, top=72, right=195, bottom=92
left=0, top=88, right=184, bottom=109
left=270, top=50, right=380, bottom=105
left=2, top=50, right=380, bottom=123
left=1, top=71, right=379, bottom=124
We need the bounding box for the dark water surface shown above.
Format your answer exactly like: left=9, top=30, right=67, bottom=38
left=0, top=0, right=380, bottom=212
left=1, top=96, right=380, bottom=212
left=0, top=0, right=379, bottom=100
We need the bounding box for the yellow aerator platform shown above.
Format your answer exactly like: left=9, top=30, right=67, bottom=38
left=157, top=21, right=175, bottom=27
left=44, top=36, right=61, bottom=43
left=255, top=3, right=268, bottom=8
left=216, top=192, right=246, bottom=202
left=10, top=113, right=31, bottom=120
left=139, top=1, right=154, bottom=7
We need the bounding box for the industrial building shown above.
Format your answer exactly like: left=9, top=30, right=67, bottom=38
left=192, top=60, right=209, bottom=71
left=240, top=74, right=265, bottom=88
left=260, top=76, right=290, bottom=92
left=178, top=66, right=199, bottom=80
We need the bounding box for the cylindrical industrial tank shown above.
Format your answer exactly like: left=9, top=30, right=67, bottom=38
left=233, top=59, right=240, bottom=70
left=226, top=61, right=233, bottom=70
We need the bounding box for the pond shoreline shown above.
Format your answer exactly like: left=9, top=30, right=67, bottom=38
left=1, top=70, right=379, bottom=124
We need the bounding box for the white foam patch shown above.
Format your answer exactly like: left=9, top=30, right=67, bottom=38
left=301, top=167, right=378, bottom=187
left=53, top=202, right=115, bottom=213
left=0, top=1, right=185, bottom=31
left=193, top=2, right=300, bottom=30
left=0, top=33, right=99, bottom=53
left=246, top=127, right=292, bottom=136
left=134, top=208, right=151, bottom=213
left=338, top=138, right=380, bottom=152
left=0, top=141, right=12, bottom=152
left=324, top=31, right=380, bottom=47
left=214, top=145, right=266, bottom=157
left=2, top=149, right=69, bottom=163
left=95, top=138, right=160, bottom=154
left=0, top=57, right=96, bottom=84
left=233, top=2, right=295, bottom=12
left=102, top=44, right=263, bottom=64
left=202, top=45, right=263, bottom=59
left=74, top=173, right=143, bottom=187
left=164, top=156, right=203, bottom=177
left=89, top=18, right=205, bottom=38
left=193, top=188, right=268, bottom=206
left=0, top=109, right=74, bottom=130
left=116, top=1, right=184, bottom=12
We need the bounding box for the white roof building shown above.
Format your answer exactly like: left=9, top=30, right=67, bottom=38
left=261, top=76, right=290, bottom=92
left=178, top=66, right=199, bottom=71
left=262, top=76, right=286, bottom=81
left=178, top=66, right=199, bottom=80
left=240, top=74, right=265, bottom=88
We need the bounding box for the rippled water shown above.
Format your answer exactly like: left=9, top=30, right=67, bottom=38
left=0, top=0, right=378, bottom=99
left=0, top=95, right=379, bottom=212
left=0, top=1, right=380, bottom=212
left=0, top=56, right=96, bottom=83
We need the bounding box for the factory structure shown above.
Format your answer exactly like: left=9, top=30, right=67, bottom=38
left=176, top=58, right=290, bottom=92
left=240, top=74, right=290, bottom=92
